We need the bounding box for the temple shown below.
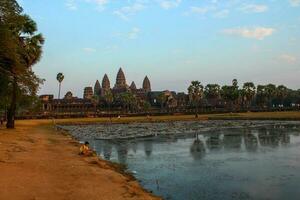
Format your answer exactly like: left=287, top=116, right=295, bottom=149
left=39, top=67, right=184, bottom=116
left=88, top=67, right=153, bottom=99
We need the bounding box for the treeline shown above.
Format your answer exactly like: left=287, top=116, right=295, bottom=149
left=188, top=79, right=300, bottom=117
left=0, top=0, right=44, bottom=128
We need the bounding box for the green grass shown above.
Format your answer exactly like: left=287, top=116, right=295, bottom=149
left=14, top=111, right=300, bottom=127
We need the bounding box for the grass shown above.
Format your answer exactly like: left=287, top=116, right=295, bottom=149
left=10, top=111, right=300, bottom=127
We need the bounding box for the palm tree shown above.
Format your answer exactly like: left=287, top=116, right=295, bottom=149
left=1, top=5, right=45, bottom=128
left=142, top=101, right=151, bottom=113
left=120, top=92, right=136, bottom=113
left=276, top=85, right=288, bottom=107
left=157, top=92, right=167, bottom=112
left=56, top=73, right=64, bottom=99
left=265, top=84, right=276, bottom=108
left=188, top=81, right=204, bottom=118
left=221, top=80, right=240, bottom=110
left=256, top=85, right=267, bottom=108
left=242, top=82, right=256, bottom=109
left=204, top=84, right=221, bottom=108
left=104, top=90, right=113, bottom=115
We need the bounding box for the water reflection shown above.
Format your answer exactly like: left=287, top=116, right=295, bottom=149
left=223, top=132, right=242, bottom=151
left=144, top=141, right=153, bottom=157
left=190, top=134, right=205, bottom=160
left=90, top=124, right=300, bottom=200
left=116, top=142, right=128, bottom=164
left=244, top=133, right=258, bottom=152
left=103, top=142, right=112, bottom=160
left=206, top=134, right=222, bottom=151
left=94, top=125, right=296, bottom=164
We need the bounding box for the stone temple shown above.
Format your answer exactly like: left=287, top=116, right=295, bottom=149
left=39, top=67, right=185, bottom=115
left=89, top=67, right=152, bottom=99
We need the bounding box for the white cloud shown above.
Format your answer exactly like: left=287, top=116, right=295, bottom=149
left=289, top=0, right=300, bottom=7
left=158, top=0, right=181, bottom=10
left=113, top=3, right=145, bottom=20
left=188, top=6, right=214, bottom=15
left=66, top=0, right=77, bottom=10
left=240, top=4, right=268, bottom=13
left=128, top=27, right=140, bottom=39
left=214, top=9, right=229, bottom=18
left=223, top=27, right=275, bottom=40
left=279, top=54, right=297, bottom=63
left=85, top=0, right=108, bottom=11
left=83, top=47, right=96, bottom=52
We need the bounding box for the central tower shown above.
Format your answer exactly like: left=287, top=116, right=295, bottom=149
left=114, top=67, right=127, bottom=89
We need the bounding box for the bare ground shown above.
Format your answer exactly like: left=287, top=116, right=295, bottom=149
left=0, top=121, right=160, bottom=200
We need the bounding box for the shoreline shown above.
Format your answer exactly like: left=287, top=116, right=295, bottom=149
left=49, top=111, right=300, bottom=126
left=0, top=120, right=161, bottom=200
left=1, top=111, right=299, bottom=199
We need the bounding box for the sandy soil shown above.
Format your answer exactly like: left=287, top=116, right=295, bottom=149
left=0, top=121, right=160, bottom=200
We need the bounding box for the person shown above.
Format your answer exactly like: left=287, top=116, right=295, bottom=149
left=79, top=141, right=93, bottom=156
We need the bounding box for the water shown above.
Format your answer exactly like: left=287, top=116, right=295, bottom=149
left=86, top=123, right=300, bottom=200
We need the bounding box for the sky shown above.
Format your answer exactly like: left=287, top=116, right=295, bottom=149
left=17, top=0, right=300, bottom=98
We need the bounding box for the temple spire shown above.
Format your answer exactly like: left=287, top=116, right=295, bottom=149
left=102, top=74, right=110, bottom=90
left=143, top=76, right=151, bottom=92
left=94, top=80, right=101, bottom=96
left=114, top=67, right=127, bottom=89
left=130, top=81, right=137, bottom=90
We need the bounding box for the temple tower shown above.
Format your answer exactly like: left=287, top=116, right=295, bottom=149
left=102, top=74, right=110, bottom=90
left=114, top=68, right=127, bottom=89
left=129, top=81, right=137, bottom=91
left=94, top=80, right=101, bottom=96
left=143, top=76, right=151, bottom=92
left=83, top=87, right=93, bottom=99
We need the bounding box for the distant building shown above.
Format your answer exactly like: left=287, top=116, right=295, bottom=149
left=39, top=67, right=189, bottom=115
left=83, top=87, right=93, bottom=99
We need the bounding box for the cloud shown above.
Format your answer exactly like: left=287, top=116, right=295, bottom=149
left=85, top=0, right=108, bottom=11
left=188, top=6, right=215, bottom=15
left=223, top=27, right=275, bottom=40
left=66, top=0, right=77, bottom=10
left=83, top=47, right=96, bottom=52
left=279, top=54, right=297, bottom=63
left=214, top=9, right=229, bottom=18
left=113, top=3, right=145, bottom=20
left=158, top=0, right=181, bottom=9
left=240, top=4, right=268, bottom=13
left=289, top=0, right=300, bottom=7
left=128, top=27, right=140, bottom=39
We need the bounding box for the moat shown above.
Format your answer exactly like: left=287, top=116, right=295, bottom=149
left=66, top=121, right=300, bottom=200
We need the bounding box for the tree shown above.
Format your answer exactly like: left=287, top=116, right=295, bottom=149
left=56, top=72, right=64, bottom=99
left=241, top=82, right=256, bottom=109
left=188, top=81, right=204, bottom=118
left=221, top=80, right=240, bottom=110
left=0, top=0, right=44, bottom=128
left=256, top=85, right=267, bottom=108
left=142, top=101, right=151, bottom=113
left=119, top=92, right=137, bottom=113
left=204, top=84, right=220, bottom=107
left=275, top=85, right=288, bottom=107
left=104, top=90, right=113, bottom=115
left=91, top=95, right=99, bottom=115
left=157, top=92, right=167, bottom=112
left=265, top=84, right=276, bottom=108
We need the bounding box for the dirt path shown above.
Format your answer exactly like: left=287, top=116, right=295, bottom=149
left=0, top=121, right=160, bottom=200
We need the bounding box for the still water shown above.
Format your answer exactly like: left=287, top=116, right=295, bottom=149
left=89, top=123, right=300, bottom=200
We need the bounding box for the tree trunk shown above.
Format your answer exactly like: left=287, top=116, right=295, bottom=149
left=6, top=76, right=17, bottom=129
left=58, top=82, right=61, bottom=99
left=195, top=104, right=198, bottom=118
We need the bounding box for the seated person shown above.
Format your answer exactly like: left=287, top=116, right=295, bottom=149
left=79, top=141, right=94, bottom=156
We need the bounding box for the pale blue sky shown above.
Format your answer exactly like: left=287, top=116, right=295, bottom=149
left=18, top=0, right=300, bottom=97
